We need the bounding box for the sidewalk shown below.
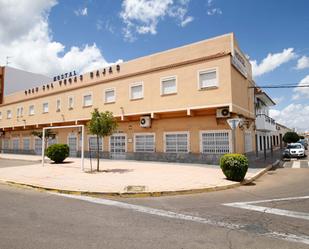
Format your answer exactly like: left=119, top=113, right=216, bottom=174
left=0, top=153, right=270, bottom=196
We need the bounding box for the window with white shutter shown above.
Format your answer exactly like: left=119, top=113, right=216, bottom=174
left=130, top=83, right=143, bottom=100
left=43, top=103, right=49, bottom=113
left=161, top=76, right=177, bottom=95
left=68, top=96, right=74, bottom=109
left=83, top=94, right=92, bottom=107
left=200, top=131, right=230, bottom=154
left=135, top=134, right=155, bottom=152
left=7, top=110, right=12, bottom=119
left=29, top=105, right=35, bottom=115
left=88, top=136, right=103, bottom=151
left=105, top=89, right=115, bottom=103
left=198, top=69, right=218, bottom=89
left=23, top=138, right=30, bottom=150
left=165, top=132, right=189, bottom=153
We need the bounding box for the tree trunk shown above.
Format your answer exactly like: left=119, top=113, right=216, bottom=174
left=96, top=134, right=100, bottom=171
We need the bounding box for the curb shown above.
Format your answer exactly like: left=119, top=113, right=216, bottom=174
left=0, top=161, right=279, bottom=198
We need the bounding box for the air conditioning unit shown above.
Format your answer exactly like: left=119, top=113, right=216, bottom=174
left=216, top=108, right=230, bottom=118
left=140, top=116, right=151, bottom=128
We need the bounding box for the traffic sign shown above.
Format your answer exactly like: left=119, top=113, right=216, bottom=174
left=227, top=118, right=242, bottom=130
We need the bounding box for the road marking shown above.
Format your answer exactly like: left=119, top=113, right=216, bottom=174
left=52, top=193, right=309, bottom=246
left=292, top=161, right=301, bottom=168
left=224, top=196, right=309, bottom=221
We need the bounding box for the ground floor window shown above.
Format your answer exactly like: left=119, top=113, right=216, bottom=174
left=110, top=134, right=126, bottom=154
left=23, top=138, right=30, bottom=150
left=3, top=139, right=9, bottom=149
left=164, top=132, right=189, bottom=153
left=12, top=138, right=19, bottom=150
left=47, top=137, right=57, bottom=147
left=88, top=136, right=103, bottom=151
left=134, top=133, right=155, bottom=152
left=200, top=130, right=230, bottom=154
left=34, top=138, right=42, bottom=155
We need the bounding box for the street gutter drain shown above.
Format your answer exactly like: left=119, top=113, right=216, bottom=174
left=124, top=185, right=146, bottom=192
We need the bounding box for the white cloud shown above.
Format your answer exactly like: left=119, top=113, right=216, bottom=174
left=207, top=0, right=222, bottom=16
left=120, top=0, right=193, bottom=41
left=250, top=48, right=296, bottom=77
left=74, top=7, right=87, bottom=16
left=0, top=0, right=116, bottom=76
left=180, top=16, right=193, bottom=27
left=270, top=104, right=309, bottom=132
left=296, top=55, right=309, bottom=70
left=292, top=75, right=309, bottom=99
left=207, top=8, right=222, bottom=15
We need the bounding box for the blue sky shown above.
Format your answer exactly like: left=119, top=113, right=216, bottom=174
left=0, top=0, right=308, bottom=131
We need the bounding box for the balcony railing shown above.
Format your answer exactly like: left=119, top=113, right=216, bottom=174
left=256, top=114, right=276, bottom=131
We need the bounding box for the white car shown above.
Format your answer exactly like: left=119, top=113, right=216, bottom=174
left=285, top=143, right=306, bottom=158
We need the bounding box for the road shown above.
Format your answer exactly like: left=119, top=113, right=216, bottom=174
left=0, top=159, right=308, bottom=249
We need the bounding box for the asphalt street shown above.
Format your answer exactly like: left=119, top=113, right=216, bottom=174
left=0, top=159, right=308, bottom=249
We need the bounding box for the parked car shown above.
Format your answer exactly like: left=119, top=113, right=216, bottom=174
left=283, top=143, right=306, bottom=159
left=298, top=139, right=308, bottom=150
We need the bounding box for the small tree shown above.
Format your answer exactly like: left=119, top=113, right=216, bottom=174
left=32, top=130, right=56, bottom=151
left=283, top=131, right=299, bottom=144
left=87, top=109, right=118, bottom=171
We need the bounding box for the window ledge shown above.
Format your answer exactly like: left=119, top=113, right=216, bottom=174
left=198, top=86, right=218, bottom=91
left=104, top=101, right=115, bottom=105
left=83, top=105, right=93, bottom=108
left=160, top=92, right=177, bottom=97
left=130, top=97, right=143, bottom=101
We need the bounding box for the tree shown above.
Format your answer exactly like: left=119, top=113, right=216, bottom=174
left=283, top=131, right=299, bottom=144
left=87, top=109, right=118, bottom=171
left=31, top=130, right=56, bottom=151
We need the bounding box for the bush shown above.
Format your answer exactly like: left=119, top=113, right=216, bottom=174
left=220, top=154, right=249, bottom=182
left=46, top=144, right=69, bottom=163
left=283, top=132, right=299, bottom=144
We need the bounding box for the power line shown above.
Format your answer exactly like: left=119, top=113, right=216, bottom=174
left=249, top=85, right=309, bottom=89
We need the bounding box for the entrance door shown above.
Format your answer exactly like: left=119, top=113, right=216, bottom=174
left=110, top=134, right=126, bottom=159
left=68, top=134, right=77, bottom=157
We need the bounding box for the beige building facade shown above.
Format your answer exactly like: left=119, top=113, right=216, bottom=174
left=0, top=33, right=257, bottom=164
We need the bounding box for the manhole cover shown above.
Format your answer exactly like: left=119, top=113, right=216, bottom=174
left=124, top=185, right=146, bottom=192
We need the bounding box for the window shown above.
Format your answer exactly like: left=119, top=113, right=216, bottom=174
left=34, top=138, right=42, bottom=155
left=0, top=112, right=2, bottom=120
left=29, top=105, right=35, bottom=115
left=161, top=76, right=177, bottom=95
left=200, top=131, right=230, bottom=154
left=130, top=82, right=143, bottom=100
left=165, top=132, right=189, bottom=153
left=12, top=138, right=19, bottom=150
left=43, top=103, right=49, bottom=113
left=3, top=139, right=9, bottom=149
left=83, top=94, right=92, bottom=107
left=7, top=110, right=12, bottom=119
left=56, top=99, right=61, bottom=111
left=198, top=69, right=218, bottom=89
left=48, top=137, right=57, bottom=146
left=17, top=107, right=23, bottom=117
left=88, top=136, right=103, bottom=151
left=23, top=138, right=30, bottom=151
left=68, top=96, right=74, bottom=109
left=105, top=88, right=115, bottom=103
left=134, top=133, right=155, bottom=152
